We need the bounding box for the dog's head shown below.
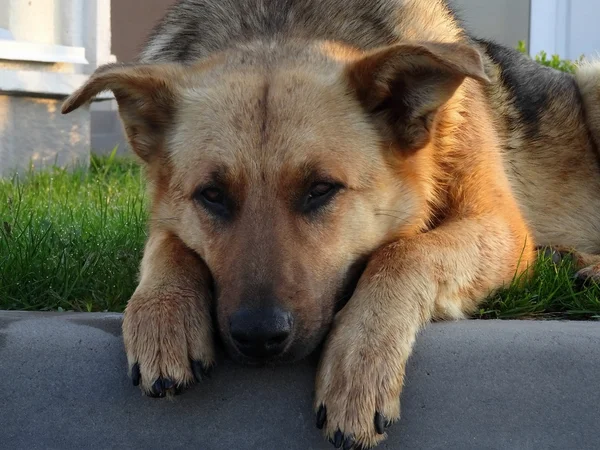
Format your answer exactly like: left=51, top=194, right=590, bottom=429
left=63, top=41, right=487, bottom=364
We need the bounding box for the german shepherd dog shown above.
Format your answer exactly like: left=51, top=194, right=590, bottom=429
left=62, top=0, right=600, bottom=447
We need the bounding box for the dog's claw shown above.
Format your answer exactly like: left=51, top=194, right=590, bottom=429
left=131, top=363, right=140, bottom=386
left=150, top=379, right=166, bottom=398
left=374, top=412, right=386, bottom=435
left=573, top=270, right=598, bottom=290
left=138, top=361, right=212, bottom=398
left=316, top=405, right=327, bottom=429
left=333, top=430, right=344, bottom=448
left=202, top=363, right=213, bottom=379
left=573, top=273, right=584, bottom=289
left=343, top=435, right=355, bottom=450
left=162, top=378, right=174, bottom=390
left=192, top=360, right=211, bottom=382
left=192, top=360, right=204, bottom=381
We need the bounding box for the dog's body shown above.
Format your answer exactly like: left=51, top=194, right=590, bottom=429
left=62, top=0, right=600, bottom=448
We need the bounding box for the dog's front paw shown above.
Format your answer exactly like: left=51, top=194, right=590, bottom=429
left=314, top=312, right=405, bottom=449
left=122, top=288, right=215, bottom=397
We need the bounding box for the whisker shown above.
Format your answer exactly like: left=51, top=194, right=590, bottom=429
left=375, top=209, right=405, bottom=213
left=374, top=213, right=407, bottom=221
left=148, top=217, right=179, bottom=223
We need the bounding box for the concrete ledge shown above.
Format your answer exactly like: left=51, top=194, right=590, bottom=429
left=1, top=312, right=599, bottom=449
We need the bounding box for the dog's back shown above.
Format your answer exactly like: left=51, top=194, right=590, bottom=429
left=472, top=40, right=600, bottom=252
left=576, top=61, right=600, bottom=150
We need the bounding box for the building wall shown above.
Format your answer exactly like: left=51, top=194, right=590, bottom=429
left=0, top=96, right=90, bottom=176
left=451, top=0, right=530, bottom=49
left=530, top=0, right=600, bottom=60
left=111, top=0, right=176, bottom=62
left=0, top=0, right=112, bottom=176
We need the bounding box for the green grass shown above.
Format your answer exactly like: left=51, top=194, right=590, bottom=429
left=0, top=152, right=147, bottom=312
left=516, top=40, right=584, bottom=74
left=478, top=255, right=600, bottom=320
left=1, top=155, right=599, bottom=319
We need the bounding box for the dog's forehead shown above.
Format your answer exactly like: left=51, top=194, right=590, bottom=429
left=168, top=67, right=383, bottom=188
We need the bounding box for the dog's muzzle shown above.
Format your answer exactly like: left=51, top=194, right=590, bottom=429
left=228, top=307, right=294, bottom=360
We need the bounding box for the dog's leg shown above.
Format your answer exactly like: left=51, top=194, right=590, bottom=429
left=122, top=228, right=214, bottom=397
left=314, top=215, right=535, bottom=449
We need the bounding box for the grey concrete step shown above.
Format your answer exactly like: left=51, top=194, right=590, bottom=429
left=1, top=312, right=599, bottom=450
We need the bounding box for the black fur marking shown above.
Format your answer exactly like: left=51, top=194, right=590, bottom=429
left=173, top=26, right=199, bottom=62
left=573, top=82, right=600, bottom=171
left=476, top=38, right=576, bottom=140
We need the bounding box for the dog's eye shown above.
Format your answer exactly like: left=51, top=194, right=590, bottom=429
left=304, top=182, right=341, bottom=213
left=194, top=187, right=231, bottom=219
left=309, top=183, right=335, bottom=199
left=201, top=188, right=224, bottom=204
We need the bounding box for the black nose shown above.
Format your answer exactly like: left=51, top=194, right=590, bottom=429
left=229, top=307, right=293, bottom=359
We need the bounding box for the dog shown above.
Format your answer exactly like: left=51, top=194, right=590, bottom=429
left=61, top=0, right=600, bottom=447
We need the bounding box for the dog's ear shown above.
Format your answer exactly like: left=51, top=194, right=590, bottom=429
left=62, top=63, right=185, bottom=162
left=346, top=42, right=490, bottom=152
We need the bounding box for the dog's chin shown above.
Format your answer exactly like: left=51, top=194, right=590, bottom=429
left=222, top=333, right=326, bottom=367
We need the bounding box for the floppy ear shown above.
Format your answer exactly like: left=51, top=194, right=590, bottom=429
left=346, top=42, right=490, bottom=152
left=62, top=63, right=185, bottom=162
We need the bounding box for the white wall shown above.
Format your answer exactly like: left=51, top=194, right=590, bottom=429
left=530, top=0, right=600, bottom=60
left=0, top=0, right=115, bottom=176
left=0, top=0, right=84, bottom=47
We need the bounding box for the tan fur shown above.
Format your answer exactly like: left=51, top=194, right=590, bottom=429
left=61, top=1, right=600, bottom=447
left=122, top=228, right=215, bottom=394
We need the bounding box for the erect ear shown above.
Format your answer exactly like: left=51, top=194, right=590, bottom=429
left=62, top=63, right=186, bottom=162
left=346, top=41, right=490, bottom=152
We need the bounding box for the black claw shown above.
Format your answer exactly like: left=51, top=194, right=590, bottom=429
left=151, top=379, right=165, bottom=398
left=573, top=277, right=585, bottom=292
left=316, top=405, right=327, bottom=429
left=333, top=430, right=344, bottom=448
left=131, top=363, right=140, bottom=386
left=192, top=360, right=210, bottom=382
left=384, top=419, right=392, bottom=429
left=374, top=412, right=386, bottom=435
left=192, top=361, right=203, bottom=381
left=162, top=378, right=174, bottom=390
left=343, top=435, right=355, bottom=450
left=573, top=272, right=595, bottom=290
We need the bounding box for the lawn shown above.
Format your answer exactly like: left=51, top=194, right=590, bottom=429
left=1, top=155, right=599, bottom=319
left=0, top=153, right=147, bottom=312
